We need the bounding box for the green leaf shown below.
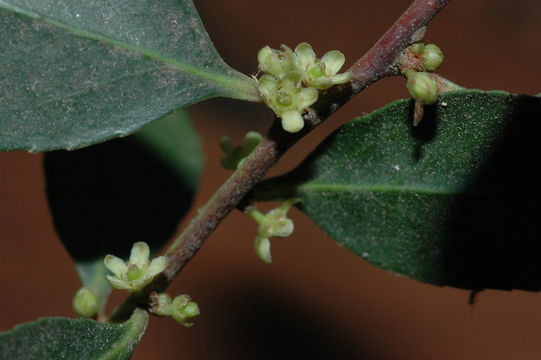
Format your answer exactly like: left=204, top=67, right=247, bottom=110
left=257, top=90, right=541, bottom=291
left=0, top=309, right=148, bottom=360
left=0, top=0, right=259, bottom=152
left=44, top=111, right=203, bottom=312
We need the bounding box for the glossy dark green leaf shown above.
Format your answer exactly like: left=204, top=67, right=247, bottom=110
left=44, top=111, right=203, bottom=312
left=0, top=0, right=258, bottom=152
left=0, top=309, right=148, bottom=359
left=257, top=90, right=541, bottom=291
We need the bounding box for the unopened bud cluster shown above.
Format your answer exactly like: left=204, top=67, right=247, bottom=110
left=257, top=43, right=352, bottom=133
left=403, top=42, right=444, bottom=105
left=152, top=293, right=200, bottom=327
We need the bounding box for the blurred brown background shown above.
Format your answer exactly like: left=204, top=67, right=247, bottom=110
left=1, top=0, right=541, bottom=359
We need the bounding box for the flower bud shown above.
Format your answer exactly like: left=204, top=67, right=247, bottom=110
left=406, top=71, right=439, bottom=105
left=72, top=287, right=98, bottom=318
left=422, top=44, right=444, bottom=71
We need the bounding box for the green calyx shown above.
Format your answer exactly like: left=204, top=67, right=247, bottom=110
left=248, top=198, right=299, bottom=263
left=72, top=287, right=98, bottom=318
left=257, top=43, right=352, bottom=133
left=152, top=293, right=200, bottom=327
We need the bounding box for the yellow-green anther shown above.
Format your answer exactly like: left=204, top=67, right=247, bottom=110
left=104, top=241, right=168, bottom=292
left=72, top=287, right=98, bottom=318
left=220, top=131, right=263, bottom=170
left=422, top=44, right=444, bottom=71
left=406, top=71, right=439, bottom=105
left=248, top=198, right=299, bottom=263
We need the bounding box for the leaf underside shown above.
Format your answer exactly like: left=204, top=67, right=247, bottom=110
left=0, top=309, right=148, bottom=360
left=259, top=90, right=541, bottom=291
left=44, top=111, right=203, bottom=311
left=0, top=0, right=258, bottom=152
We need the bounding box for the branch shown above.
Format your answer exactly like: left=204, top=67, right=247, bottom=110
left=109, top=0, right=451, bottom=322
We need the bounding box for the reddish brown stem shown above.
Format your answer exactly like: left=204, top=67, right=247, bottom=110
left=110, top=0, right=451, bottom=322
left=350, top=0, right=451, bottom=90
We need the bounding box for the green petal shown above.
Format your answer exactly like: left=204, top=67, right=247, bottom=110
left=106, top=275, right=132, bottom=291
left=147, top=256, right=168, bottom=277
left=297, top=87, right=319, bottom=109
left=129, top=242, right=150, bottom=268
left=258, top=75, right=278, bottom=99
left=104, top=255, right=127, bottom=278
left=321, top=50, right=346, bottom=76
left=254, top=236, right=272, bottom=263
left=309, top=77, right=333, bottom=90
left=331, top=71, right=353, bottom=85
left=281, top=110, right=305, bottom=133
left=295, top=42, right=316, bottom=69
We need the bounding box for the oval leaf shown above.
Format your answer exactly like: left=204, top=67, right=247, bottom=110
left=0, top=0, right=258, bottom=151
left=258, top=90, right=541, bottom=291
left=44, top=111, right=203, bottom=312
left=0, top=309, right=148, bottom=359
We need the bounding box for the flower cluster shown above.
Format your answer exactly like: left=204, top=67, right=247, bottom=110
left=403, top=42, right=445, bottom=105
left=257, top=43, right=352, bottom=133
left=152, top=293, right=200, bottom=327
left=104, top=242, right=168, bottom=292
left=248, top=198, right=299, bottom=263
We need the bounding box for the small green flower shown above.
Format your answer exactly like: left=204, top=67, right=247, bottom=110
left=152, top=293, right=200, bottom=327
left=294, top=43, right=352, bottom=90
left=220, top=131, right=263, bottom=170
left=249, top=198, right=298, bottom=263
left=72, top=287, right=98, bottom=318
left=104, top=242, right=168, bottom=292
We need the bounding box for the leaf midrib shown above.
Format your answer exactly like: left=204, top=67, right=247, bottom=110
left=298, top=182, right=467, bottom=196
left=102, top=309, right=148, bottom=360
left=0, top=1, right=247, bottom=92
